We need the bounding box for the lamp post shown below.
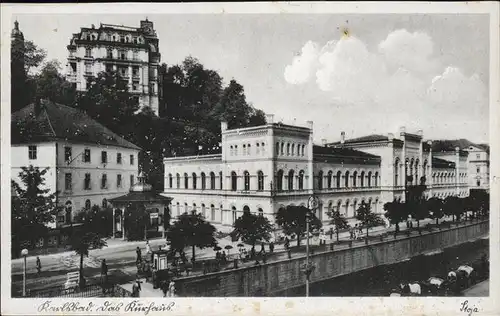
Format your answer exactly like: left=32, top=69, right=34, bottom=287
left=303, top=196, right=319, bottom=297
left=21, top=248, right=28, bottom=296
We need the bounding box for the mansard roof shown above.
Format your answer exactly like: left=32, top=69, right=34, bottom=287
left=11, top=99, right=141, bottom=150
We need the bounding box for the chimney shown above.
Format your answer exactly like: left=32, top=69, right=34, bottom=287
left=306, top=120, right=313, bottom=129
left=265, top=114, right=274, bottom=124
left=340, top=131, right=345, bottom=144
left=321, top=139, right=327, bottom=147
left=417, top=129, right=423, bottom=137
left=399, top=126, right=406, bottom=134
left=221, top=121, right=228, bottom=132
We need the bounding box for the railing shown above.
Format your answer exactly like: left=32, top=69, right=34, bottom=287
left=27, top=284, right=103, bottom=298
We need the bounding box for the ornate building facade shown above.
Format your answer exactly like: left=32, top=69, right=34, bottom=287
left=163, top=116, right=472, bottom=229
left=66, top=19, right=161, bottom=114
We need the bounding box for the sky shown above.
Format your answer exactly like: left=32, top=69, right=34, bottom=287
left=12, top=13, right=490, bottom=144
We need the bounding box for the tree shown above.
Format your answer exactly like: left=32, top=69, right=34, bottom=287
left=276, top=205, right=322, bottom=247
left=408, top=199, right=429, bottom=229
left=355, top=201, right=385, bottom=237
left=74, top=204, right=114, bottom=238
left=443, top=196, right=461, bottom=222
left=73, top=70, right=139, bottom=134
left=24, top=40, right=47, bottom=74
left=166, top=213, right=217, bottom=262
left=11, top=166, right=63, bottom=255
left=69, top=230, right=107, bottom=288
left=383, top=200, right=406, bottom=233
left=232, top=210, right=274, bottom=246
left=32, top=60, right=76, bottom=105
left=426, top=197, right=445, bottom=225
left=326, top=209, right=349, bottom=242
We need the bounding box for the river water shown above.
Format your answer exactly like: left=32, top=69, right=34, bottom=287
left=282, top=237, right=489, bottom=296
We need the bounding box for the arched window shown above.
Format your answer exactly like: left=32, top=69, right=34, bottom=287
left=280, top=143, right=284, bottom=155
left=336, top=171, right=341, bottom=188
left=210, top=172, right=216, bottom=189
left=258, top=208, right=264, bottom=217
left=353, top=171, right=358, bottom=187
left=85, top=199, right=91, bottom=210
left=360, top=171, right=365, bottom=187
left=243, top=205, right=250, bottom=215
left=286, top=143, right=290, bottom=156
left=192, top=203, right=197, bottom=215
left=201, top=172, right=206, bottom=190
left=192, top=173, right=197, bottom=189
left=168, top=174, right=173, bottom=188
left=219, top=171, right=223, bottom=189
left=345, top=171, right=350, bottom=187
left=276, top=142, right=280, bottom=155
left=243, top=144, right=246, bottom=155
left=302, top=144, right=306, bottom=156
left=337, top=200, right=342, bottom=213
left=415, top=159, right=419, bottom=185
left=327, top=171, right=333, bottom=189
left=210, top=204, right=215, bottom=221
left=257, top=171, right=264, bottom=191
left=176, top=173, right=180, bottom=188
left=102, top=198, right=107, bottom=208
left=176, top=202, right=180, bottom=216
left=277, top=170, right=284, bottom=191
left=345, top=199, right=350, bottom=217
left=232, top=206, right=237, bottom=224
left=256, top=143, right=260, bottom=155
left=291, top=144, right=295, bottom=156
left=261, top=142, right=265, bottom=154
left=374, top=172, right=379, bottom=187
left=367, top=171, right=372, bottom=187
left=184, top=203, right=188, bottom=214
left=230, top=145, right=234, bottom=156
left=394, top=158, right=400, bottom=186
left=353, top=200, right=358, bottom=217
left=244, top=171, right=250, bottom=191
left=288, top=170, right=295, bottom=191
left=231, top=171, right=237, bottom=191
left=298, top=170, right=304, bottom=190
left=184, top=173, right=188, bottom=189
left=318, top=171, right=323, bottom=190
left=201, top=204, right=206, bottom=218
left=65, top=201, right=72, bottom=224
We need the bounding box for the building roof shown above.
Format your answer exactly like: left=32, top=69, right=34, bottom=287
left=327, top=134, right=389, bottom=145
left=11, top=99, right=141, bottom=150
left=313, top=145, right=381, bottom=164
left=432, top=157, right=455, bottom=169
left=108, top=191, right=172, bottom=204
left=431, top=139, right=489, bottom=154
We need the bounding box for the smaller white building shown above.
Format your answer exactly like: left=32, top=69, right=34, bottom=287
left=11, top=99, right=141, bottom=228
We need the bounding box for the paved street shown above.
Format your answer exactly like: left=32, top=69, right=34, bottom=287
left=462, top=280, right=489, bottom=297
left=11, top=216, right=463, bottom=295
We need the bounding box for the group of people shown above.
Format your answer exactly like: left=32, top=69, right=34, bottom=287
left=215, top=250, right=228, bottom=263
left=349, top=224, right=364, bottom=240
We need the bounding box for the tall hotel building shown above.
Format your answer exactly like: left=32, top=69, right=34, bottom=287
left=66, top=19, right=161, bottom=115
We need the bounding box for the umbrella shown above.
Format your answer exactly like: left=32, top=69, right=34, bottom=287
left=213, top=246, right=222, bottom=251
left=237, top=243, right=244, bottom=248
left=224, top=245, right=233, bottom=250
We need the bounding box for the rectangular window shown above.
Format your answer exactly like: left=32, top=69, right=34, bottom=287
left=28, top=145, right=37, bottom=160
left=105, top=64, right=113, bottom=72
left=130, top=175, right=134, bottom=187
left=101, top=151, right=107, bottom=164
left=101, top=174, right=107, bottom=189
left=476, top=154, right=480, bottom=159
left=132, top=81, right=140, bottom=91
left=85, top=48, right=92, bottom=57
left=117, top=174, right=122, bottom=188
left=130, top=154, right=135, bottom=165
left=65, top=173, right=72, bottom=191
left=117, top=153, right=122, bottom=164
left=83, top=149, right=91, bottom=162
left=477, top=167, right=480, bottom=173
left=132, top=66, right=139, bottom=77
left=64, top=146, right=72, bottom=162
left=107, top=49, right=113, bottom=59
left=84, top=173, right=91, bottom=190
left=133, top=51, right=139, bottom=60
left=120, top=51, right=126, bottom=60
left=70, top=62, right=77, bottom=72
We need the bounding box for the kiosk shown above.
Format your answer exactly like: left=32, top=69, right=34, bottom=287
left=151, top=249, right=170, bottom=288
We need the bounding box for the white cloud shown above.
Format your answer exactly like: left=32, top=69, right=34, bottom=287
left=282, top=29, right=489, bottom=141
left=283, top=41, right=320, bottom=85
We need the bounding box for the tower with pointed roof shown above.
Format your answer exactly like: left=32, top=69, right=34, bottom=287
left=11, top=20, right=29, bottom=112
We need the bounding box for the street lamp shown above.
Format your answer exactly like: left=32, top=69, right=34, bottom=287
left=302, top=196, right=319, bottom=297
left=21, top=248, right=28, bottom=296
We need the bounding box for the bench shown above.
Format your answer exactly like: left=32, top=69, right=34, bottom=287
left=65, top=271, right=80, bottom=290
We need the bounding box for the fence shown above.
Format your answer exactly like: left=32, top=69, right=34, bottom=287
left=26, top=283, right=132, bottom=298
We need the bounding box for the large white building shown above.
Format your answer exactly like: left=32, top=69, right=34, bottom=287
left=66, top=19, right=161, bottom=114
left=163, top=115, right=473, bottom=230
left=11, top=99, right=141, bottom=229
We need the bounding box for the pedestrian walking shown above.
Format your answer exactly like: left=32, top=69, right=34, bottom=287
left=146, top=240, right=152, bottom=255
left=36, top=256, right=42, bottom=275
left=101, top=259, right=108, bottom=293
left=354, top=224, right=358, bottom=240
left=168, top=280, right=176, bottom=297
left=132, top=279, right=142, bottom=297
left=250, top=246, right=256, bottom=259
left=221, top=251, right=227, bottom=263
left=284, top=237, right=290, bottom=251
left=269, top=241, right=274, bottom=253
left=136, top=247, right=142, bottom=264
left=329, top=227, right=334, bottom=240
